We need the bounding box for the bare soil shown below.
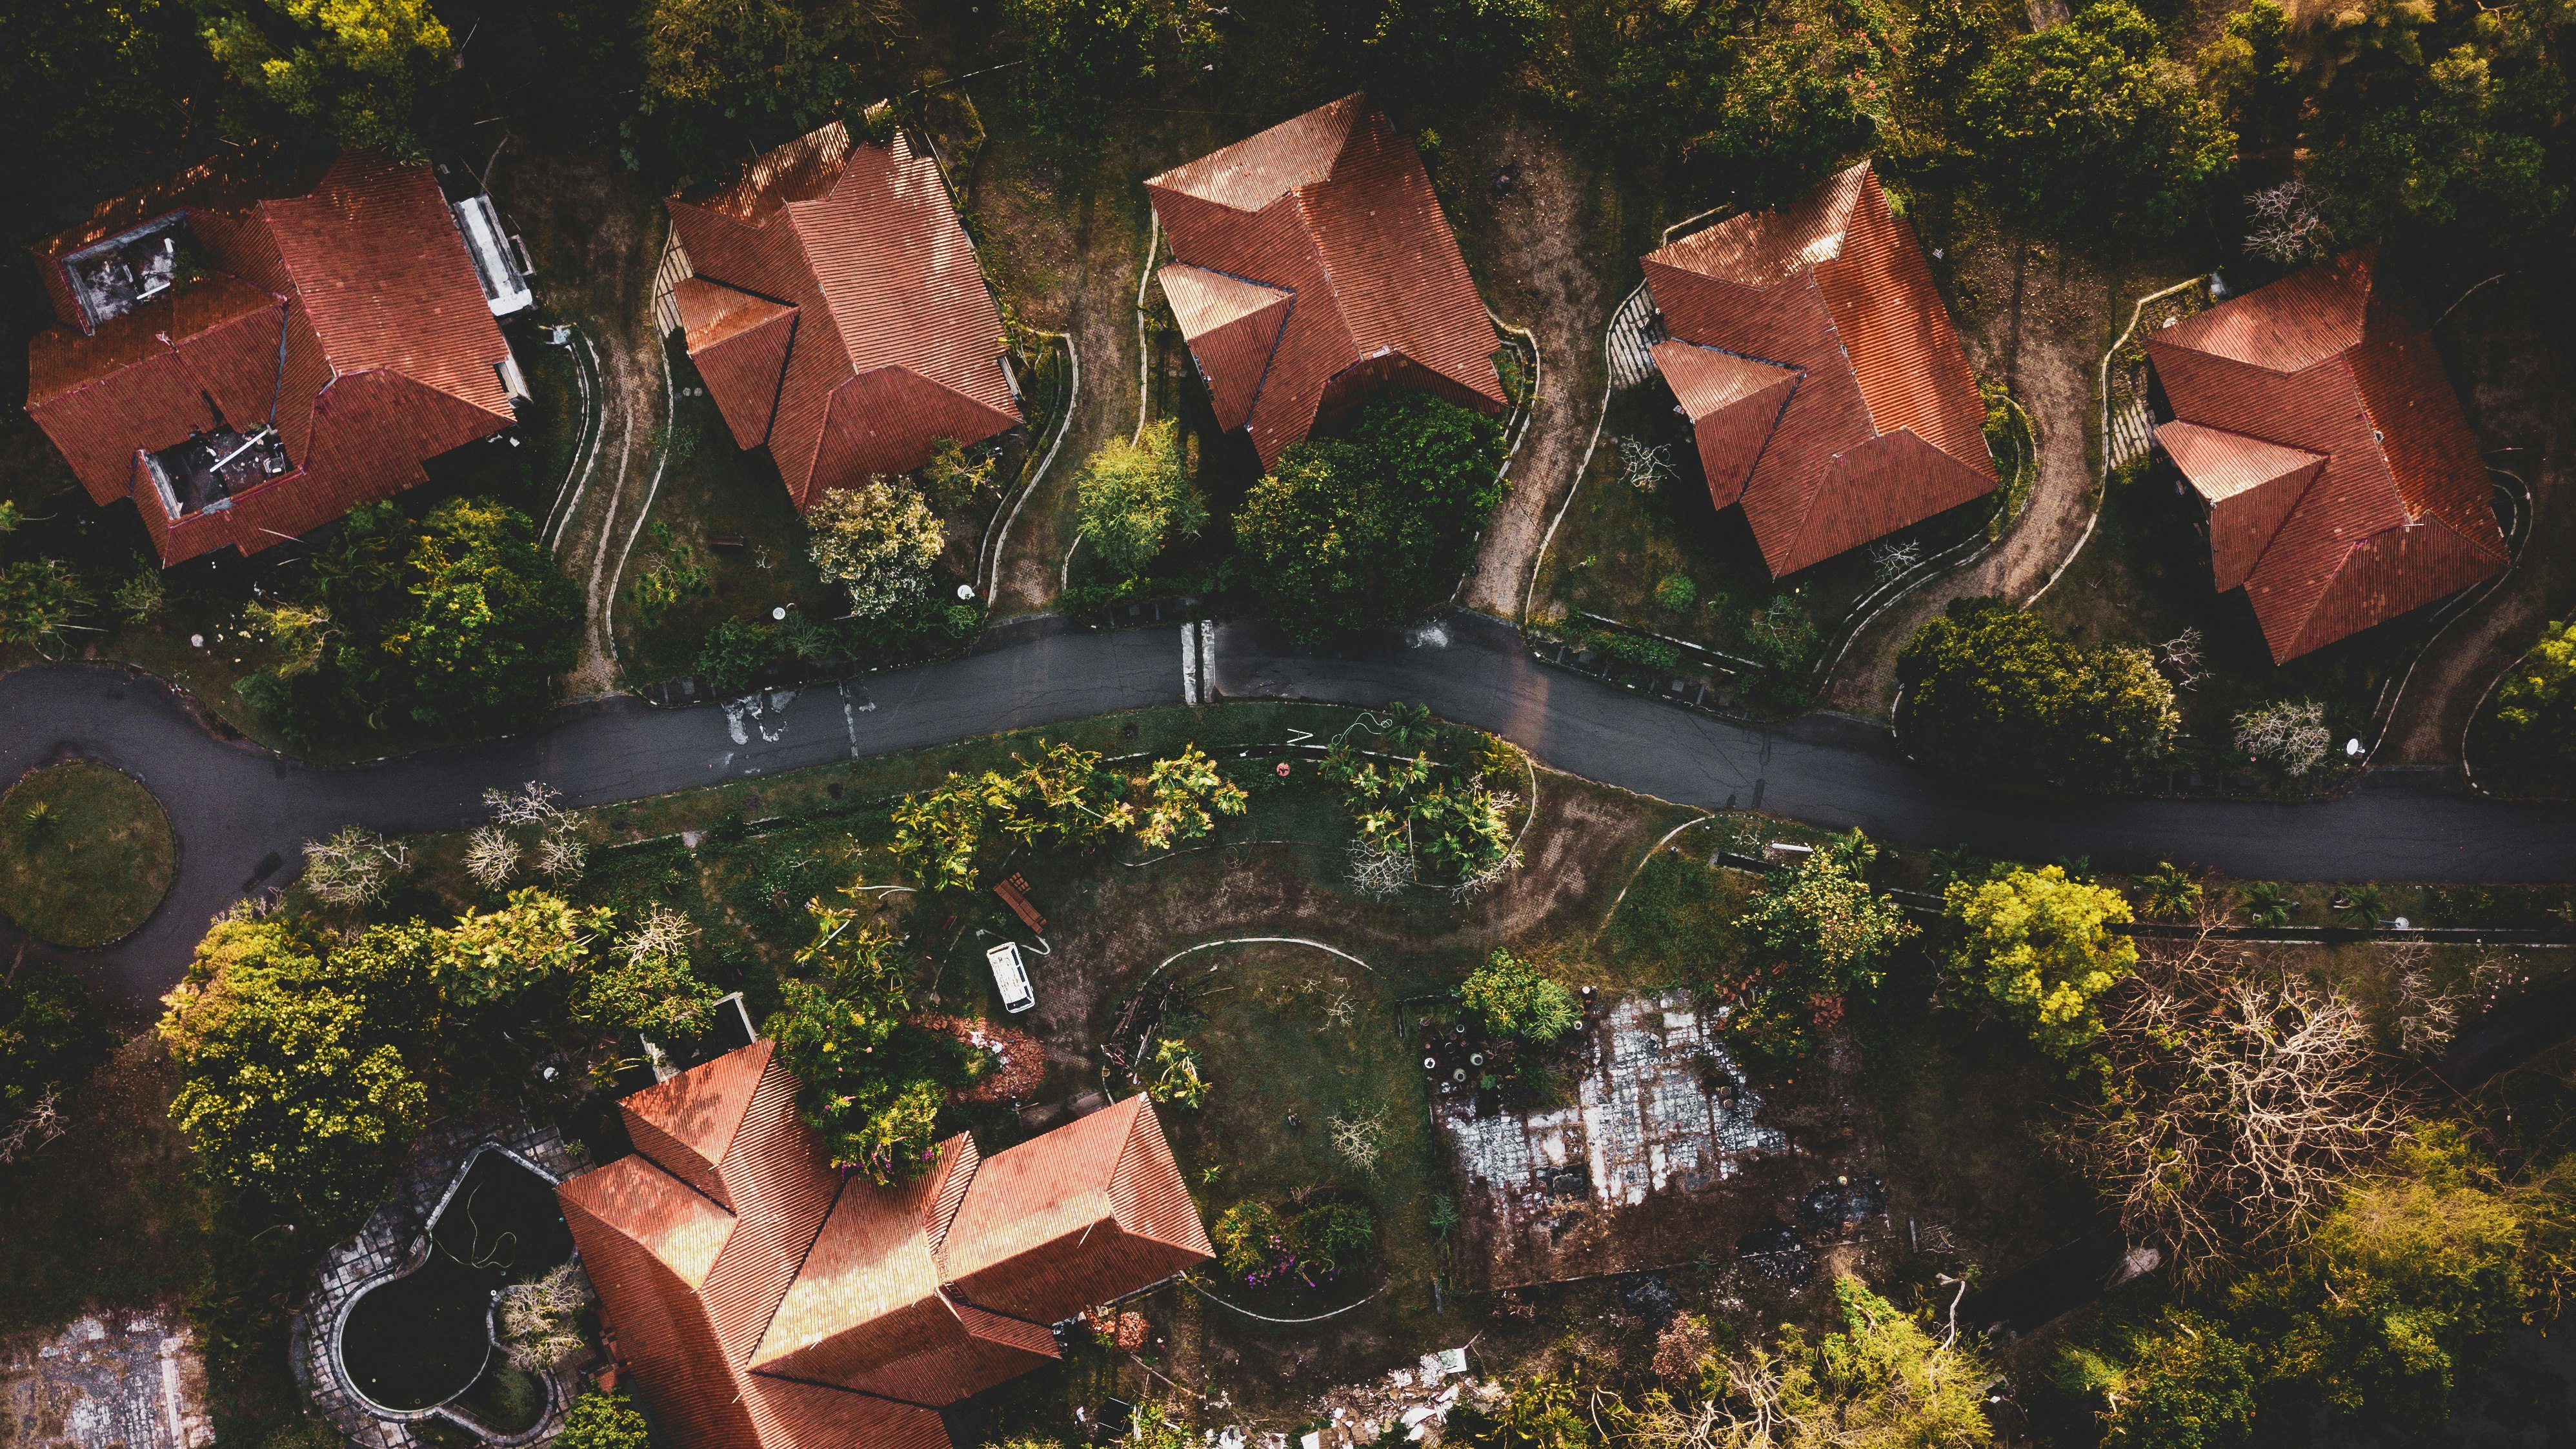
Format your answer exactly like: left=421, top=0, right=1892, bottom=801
left=2382, top=277, right=2576, bottom=768
left=1821, top=226, right=2146, bottom=716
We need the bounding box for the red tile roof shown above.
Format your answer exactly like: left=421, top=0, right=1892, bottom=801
left=22, top=154, right=516, bottom=565
left=1643, top=162, right=1997, bottom=577
left=2146, top=248, right=2506, bottom=662
left=560, top=1045, right=1207, bottom=1447
left=667, top=123, right=1018, bottom=510
left=1146, top=94, right=1507, bottom=468
left=939, top=1094, right=1216, bottom=1326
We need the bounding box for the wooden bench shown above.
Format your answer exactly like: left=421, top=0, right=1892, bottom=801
left=992, top=872, right=1045, bottom=934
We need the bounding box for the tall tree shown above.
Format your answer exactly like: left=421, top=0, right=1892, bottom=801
left=1944, top=864, right=2138, bottom=1057
left=1895, top=597, right=2177, bottom=791
left=1074, top=419, right=1204, bottom=578
left=1958, top=1, right=2235, bottom=234
left=197, top=0, right=453, bottom=154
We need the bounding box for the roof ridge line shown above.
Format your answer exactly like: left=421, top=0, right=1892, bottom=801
left=742, top=1364, right=950, bottom=1413
left=745, top=1173, right=851, bottom=1366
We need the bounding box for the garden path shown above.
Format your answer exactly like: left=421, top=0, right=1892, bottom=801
left=1453, top=114, right=1616, bottom=621
left=2381, top=281, right=2575, bottom=769
left=1818, top=237, right=2117, bottom=716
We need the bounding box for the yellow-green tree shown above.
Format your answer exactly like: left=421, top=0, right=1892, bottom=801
left=199, top=0, right=452, bottom=153
left=1944, top=864, right=2137, bottom=1056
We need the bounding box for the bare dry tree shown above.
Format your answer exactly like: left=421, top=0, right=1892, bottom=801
left=1616, top=1347, right=1810, bottom=1449
left=464, top=826, right=520, bottom=889
left=2064, top=917, right=2404, bottom=1278
left=533, top=821, right=590, bottom=881
left=2155, top=627, right=2208, bottom=690
left=301, top=826, right=409, bottom=906
left=1327, top=1107, right=1387, bottom=1170
left=1347, top=840, right=1415, bottom=898
left=1869, top=539, right=1923, bottom=586
left=0, top=1088, right=65, bottom=1165
left=620, top=904, right=698, bottom=964
left=484, top=780, right=566, bottom=826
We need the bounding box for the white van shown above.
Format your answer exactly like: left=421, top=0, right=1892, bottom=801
left=986, top=941, right=1034, bottom=1013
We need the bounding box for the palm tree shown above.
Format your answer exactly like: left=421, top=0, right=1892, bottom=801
left=2240, top=880, right=2295, bottom=928
left=2335, top=885, right=2389, bottom=930
left=2137, top=862, right=2203, bottom=921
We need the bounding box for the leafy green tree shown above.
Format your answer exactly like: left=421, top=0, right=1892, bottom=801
left=2198, top=0, right=2299, bottom=145
left=1143, top=1035, right=1209, bottom=1107
left=1895, top=597, right=2177, bottom=791
left=1945, top=864, right=2138, bottom=1056
left=159, top=917, right=430, bottom=1218
left=1958, top=2, right=2235, bottom=234
left=992, top=741, right=1132, bottom=849
left=2233, top=1126, right=2572, bottom=1428
left=2492, top=619, right=2576, bottom=755
left=0, top=959, right=111, bottom=1127
left=1131, top=743, right=1248, bottom=850
left=554, top=1388, right=651, bottom=1449
left=2135, top=862, right=2204, bottom=921
left=807, top=478, right=945, bottom=621
left=920, top=436, right=996, bottom=510
left=198, top=0, right=453, bottom=154
left=1461, top=950, right=1579, bottom=1042
left=1727, top=832, right=1913, bottom=1064
left=572, top=941, right=723, bottom=1041
left=2059, top=1309, right=2258, bottom=1449
left=2303, top=1, right=2566, bottom=237
left=1598, top=0, right=1894, bottom=199
left=385, top=499, right=581, bottom=732
left=767, top=911, right=972, bottom=1181
left=433, top=890, right=608, bottom=1010
left=1236, top=395, right=1503, bottom=643
left=638, top=0, right=899, bottom=132
left=1074, top=419, right=1203, bottom=577
left=890, top=773, right=990, bottom=890
left=1004, top=0, right=1222, bottom=141
left=0, top=0, right=212, bottom=210
left=696, top=617, right=778, bottom=695
left=0, top=558, right=93, bottom=653
left=1323, top=0, right=1547, bottom=94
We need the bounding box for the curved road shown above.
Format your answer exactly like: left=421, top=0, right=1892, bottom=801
left=10, top=612, right=2572, bottom=1008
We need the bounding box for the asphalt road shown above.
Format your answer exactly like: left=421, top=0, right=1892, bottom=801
left=9, top=612, right=2573, bottom=1006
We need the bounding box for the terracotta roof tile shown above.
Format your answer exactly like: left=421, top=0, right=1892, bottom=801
left=669, top=123, right=1018, bottom=509
left=1649, top=340, right=1799, bottom=506
left=1146, top=95, right=1505, bottom=468
left=1159, top=263, right=1294, bottom=432
left=2147, top=247, right=2506, bottom=661
left=1645, top=163, right=1995, bottom=577
left=21, top=154, right=515, bottom=566
left=941, top=1095, right=1213, bottom=1325
left=623, top=1037, right=772, bottom=1211
left=563, top=1046, right=1205, bottom=1446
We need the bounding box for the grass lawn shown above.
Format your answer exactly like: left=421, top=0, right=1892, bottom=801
left=0, top=761, right=177, bottom=947
left=1531, top=378, right=1999, bottom=714
left=2035, top=456, right=2489, bottom=792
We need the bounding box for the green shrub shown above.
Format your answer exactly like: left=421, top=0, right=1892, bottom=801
left=1461, top=950, right=1579, bottom=1042
left=1653, top=574, right=1698, bottom=612
left=554, top=1389, right=650, bottom=1449
left=696, top=617, right=777, bottom=694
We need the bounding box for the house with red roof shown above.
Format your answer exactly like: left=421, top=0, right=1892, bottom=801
left=23, top=154, right=527, bottom=566
left=1643, top=162, right=1996, bottom=579
left=2145, top=248, right=2507, bottom=664
left=664, top=121, right=1020, bottom=511
left=1145, top=94, right=1507, bottom=468
left=556, top=1037, right=1211, bottom=1449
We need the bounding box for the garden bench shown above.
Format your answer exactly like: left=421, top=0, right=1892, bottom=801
left=993, top=872, right=1045, bottom=934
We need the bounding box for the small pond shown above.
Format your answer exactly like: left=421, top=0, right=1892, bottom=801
left=338, top=1146, right=575, bottom=1424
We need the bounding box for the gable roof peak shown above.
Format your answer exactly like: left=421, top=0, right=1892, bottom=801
left=624, top=1037, right=774, bottom=1179
left=1145, top=94, right=1368, bottom=212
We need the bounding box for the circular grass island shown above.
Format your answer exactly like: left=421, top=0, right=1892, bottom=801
left=0, top=761, right=177, bottom=948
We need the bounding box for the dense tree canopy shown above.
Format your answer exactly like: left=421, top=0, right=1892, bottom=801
left=1727, top=830, right=1913, bottom=1064
left=1004, top=0, right=1222, bottom=141
left=767, top=910, right=978, bottom=1181
left=638, top=0, right=900, bottom=132
left=1596, top=0, right=1895, bottom=199
left=1958, top=2, right=2235, bottom=234
left=1461, top=950, right=1580, bottom=1042
left=1236, top=394, right=1504, bottom=643
left=1074, top=420, right=1204, bottom=578
left=1944, top=864, right=2138, bottom=1056
left=198, top=0, right=453, bottom=154
left=1895, top=597, right=2177, bottom=792
left=807, top=479, right=945, bottom=621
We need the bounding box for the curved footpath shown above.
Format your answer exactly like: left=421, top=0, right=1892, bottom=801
left=8, top=612, right=2573, bottom=1006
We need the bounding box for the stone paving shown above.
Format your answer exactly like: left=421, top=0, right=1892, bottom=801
left=1438, top=992, right=1789, bottom=1288
left=3, top=1312, right=212, bottom=1449
left=291, top=1119, right=585, bottom=1449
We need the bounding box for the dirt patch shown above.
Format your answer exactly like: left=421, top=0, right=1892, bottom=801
left=1821, top=228, right=2168, bottom=717
left=1438, top=111, right=1626, bottom=619
left=2382, top=277, right=2575, bottom=768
